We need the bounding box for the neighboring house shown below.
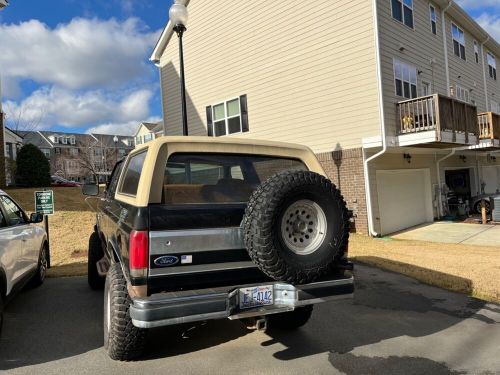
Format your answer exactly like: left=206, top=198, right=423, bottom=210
left=151, top=0, right=500, bottom=236
left=21, top=131, right=134, bottom=183
left=134, top=122, right=163, bottom=146
left=3, top=127, right=23, bottom=185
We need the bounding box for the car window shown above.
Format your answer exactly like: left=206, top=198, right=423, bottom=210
left=0, top=196, right=27, bottom=226
left=0, top=208, right=7, bottom=228
left=119, top=151, right=147, bottom=196
left=107, top=161, right=124, bottom=197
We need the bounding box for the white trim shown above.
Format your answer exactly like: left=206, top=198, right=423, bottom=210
left=393, top=58, right=418, bottom=99
left=390, top=0, right=414, bottom=29
left=37, top=131, right=54, bottom=148
left=473, top=40, right=479, bottom=64
left=429, top=4, right=437, bottom=35
left=210, top=96, right=242, bottom=137
left=451, top=22, right=466, bottom=61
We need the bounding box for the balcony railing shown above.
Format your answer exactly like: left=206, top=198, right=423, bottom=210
left=398, top=94, right=479, bottom=142
left=478, top=112, right=500, bottom=140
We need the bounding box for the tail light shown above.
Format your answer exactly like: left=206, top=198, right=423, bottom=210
left=130, top=230, right=149, bottom=278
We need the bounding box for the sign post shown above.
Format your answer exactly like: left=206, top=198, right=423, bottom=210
left=35, top=190, right=54, bottom=268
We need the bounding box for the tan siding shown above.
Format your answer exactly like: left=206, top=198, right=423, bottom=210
left=484, top=49, right=500, bottom=112
left=377, top=0, right=448, bottom=138
left=159, top=0, right=380, bottom=154
left=445, top=16, right=487, bottom=112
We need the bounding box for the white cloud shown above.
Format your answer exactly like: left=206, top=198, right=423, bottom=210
left=0, top=18, right=160, bottom=96
left=456, top=0, right=500, bottom=11
left=475, top=14, right=500, bottom=42
left=87, top=116, right=162, bottom=136
left=4, top=86, right=155, bottom=133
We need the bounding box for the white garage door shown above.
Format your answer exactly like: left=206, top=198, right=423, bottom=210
left=376, top=169, right=433, bottom=235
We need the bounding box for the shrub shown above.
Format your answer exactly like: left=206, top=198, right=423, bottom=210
left=15, top=144, right=51, bottom=187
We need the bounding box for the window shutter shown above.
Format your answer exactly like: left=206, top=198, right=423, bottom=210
left=240, top=94, right=249, bottom=132
left=206, top=105, right=213, bottom=136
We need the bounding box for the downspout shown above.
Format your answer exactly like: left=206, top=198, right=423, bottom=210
left=436, top=149, right=456, bottom=219
left=481, top=36, right=490, bottom=110
left=441, top=1, right=452, bottom=96
left=363, top=0, right=387, bottom=237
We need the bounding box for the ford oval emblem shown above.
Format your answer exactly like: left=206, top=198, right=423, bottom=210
left=154, top=255, right=179, bottom=267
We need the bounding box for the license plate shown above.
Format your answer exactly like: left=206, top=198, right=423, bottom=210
left=239, top=285, right=274, bottom=309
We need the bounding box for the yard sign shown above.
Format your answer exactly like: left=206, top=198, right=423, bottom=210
left=34, top=190, right=55, bottom=215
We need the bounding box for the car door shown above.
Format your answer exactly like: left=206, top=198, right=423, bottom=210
left=0, top=196, right=30, bottom=295
left=101, top=162, right=124, bottom=247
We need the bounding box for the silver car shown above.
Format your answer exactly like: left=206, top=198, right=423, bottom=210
left=0, top=190, right=48, bottom=332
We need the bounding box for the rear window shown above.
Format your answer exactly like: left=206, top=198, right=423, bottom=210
left=119, top=151, right=147, bottom=196
left=163, top=153, right=307, bottom=204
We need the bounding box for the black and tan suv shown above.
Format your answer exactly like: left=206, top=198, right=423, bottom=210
left=83, top=136, right=353, bottom=361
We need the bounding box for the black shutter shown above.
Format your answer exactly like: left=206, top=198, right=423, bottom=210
left=206, top=105, right=213, bottom=136
left=240, top=94, right=249, bottom=133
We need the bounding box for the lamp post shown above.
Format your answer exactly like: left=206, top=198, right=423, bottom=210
left=113, top=135, right=118, bottom=163
left=169, top=1, right=189, bottom=136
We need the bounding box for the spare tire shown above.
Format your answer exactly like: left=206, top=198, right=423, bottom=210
left=243, top=170, right=349, bottom=284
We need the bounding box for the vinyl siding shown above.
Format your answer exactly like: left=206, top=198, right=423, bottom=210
left=484, top=48, right=500, bottom=112
left=159, top=0, right=380, bottom=154
left=444, top=15, right=487, bottom=112
left=377, top=0, right=448, bottom=138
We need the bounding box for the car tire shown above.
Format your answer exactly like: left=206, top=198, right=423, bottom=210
left=29, top=243, right=48, bottom=287
left=0, top=293, right=4, bottom=335
left=104, top=263, right=147, bottom=361
left=474, top=200, right=491, bottom=215
left=243, top=171, right=349, bottom=284
left=266, top=306, right=313, bottom=330
left=88, top=232, right=105, bottom=290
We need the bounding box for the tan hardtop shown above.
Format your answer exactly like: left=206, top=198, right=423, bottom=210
left=116, top=136, right=326, bottom=206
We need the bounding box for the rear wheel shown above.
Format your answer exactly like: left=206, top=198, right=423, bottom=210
left=88, top=232, right=105, bottom=290
left=30, top=243, right=48, bottom=287
left=474, top=200, right=491, bottom=215
left=104, top=263, right=147, bottom=361
left=266, top=306, right=313, bottom=330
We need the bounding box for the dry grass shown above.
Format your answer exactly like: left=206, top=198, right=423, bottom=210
left=5, top=187, right=500, bottom=302
left=5, top=187, right=96, bottom=278
left=349, top=234, right=500, bottom=303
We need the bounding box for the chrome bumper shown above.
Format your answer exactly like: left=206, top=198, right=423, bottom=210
left=130, top=276, right=354, bottom=329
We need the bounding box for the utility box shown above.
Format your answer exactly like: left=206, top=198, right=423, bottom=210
left=492, top=197, right=500, bottom=222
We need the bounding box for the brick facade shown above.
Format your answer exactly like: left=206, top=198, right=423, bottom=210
left=0, top=112, right=6, bottom=188
left=316, top=148, right=368, bottom=234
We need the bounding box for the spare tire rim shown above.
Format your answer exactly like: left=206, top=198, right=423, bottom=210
left=281, top=199, right=327, bottom=255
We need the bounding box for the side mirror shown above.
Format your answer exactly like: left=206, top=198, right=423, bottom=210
left=30, top=212, right=44, bottom=223
left=82, top=184, right=99, bottom=196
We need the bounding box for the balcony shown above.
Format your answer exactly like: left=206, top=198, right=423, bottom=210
left=397, top=94, right=478, bottom=148
left=474, top=112, right=500, bottom=150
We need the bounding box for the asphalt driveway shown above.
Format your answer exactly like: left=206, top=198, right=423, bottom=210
left=391, top=222, right=500, bottom=246
left=1, top=264, right=499, bottom=375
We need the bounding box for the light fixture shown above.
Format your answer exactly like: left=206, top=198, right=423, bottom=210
left=459, top=155, right=467, bottom=163
left=403, top=153, right=412, bottom=164
left=169, top=0, right=189, bottom=136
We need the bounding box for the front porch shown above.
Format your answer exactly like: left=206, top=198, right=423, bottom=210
left=397, top=94, right=479, bottom=148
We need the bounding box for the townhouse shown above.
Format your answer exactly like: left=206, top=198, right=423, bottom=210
left=150, top=0, right=500, bottom=235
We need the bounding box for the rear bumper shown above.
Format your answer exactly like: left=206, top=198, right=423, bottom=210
left=130, top=275, right=354, bottom=328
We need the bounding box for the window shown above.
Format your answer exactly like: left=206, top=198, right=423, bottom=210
left=70, top=148, right=79, bottom=156
left=474, top=41, right=479, bottom=64
left=143, top=133, right=153, bottom=142
left=487, top=52, right=497, bottom=80
left=53, top=136, right=59, bottom=144
left=212, top=98, right=241, bottom=137
left=452, top=23, right=466, bottom=60
left=429, top=5, right=437, bottom=35
left=135, top=136, right=142, bottom=145
left=163, top=153, right=307, bottom=204
left=421, top=81, right=431, bottom=96
left=455, top=85, right=470, bottom=103
left=42, top=149, right=51, bottom=159
left=392, top=0, right=413, bottom=28
left=70, top=137, right=76, bottom=145
left=119, top=151, right=147, bottom=196
left=55, top=147, right=61, bottom=154
left=118, top=149, right=126, bottom=157
left=62, top=137, right=68, bottom=145
left=393, top=59, right=417, bottom=99
left=107, top=161, right=124, bottom=198
left=0, top=196, right=26, bottom=226
left=0, top=208, right=6, bottom=228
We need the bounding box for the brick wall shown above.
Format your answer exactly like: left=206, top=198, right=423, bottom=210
left=316, top=148, right=368, bottom=234
left=0, top=112, right=6, bottom=188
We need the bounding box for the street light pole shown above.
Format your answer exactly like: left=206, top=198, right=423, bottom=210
left=169, top=1, right=189, bottom=136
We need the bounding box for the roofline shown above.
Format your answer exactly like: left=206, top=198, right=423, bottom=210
left=149, top=0, right=500, bottom=64
left=37, top=131, right=54, bottom=148
left=150, top=0, right=190, bottom=65
left=5, top=127, right=23, bottom=139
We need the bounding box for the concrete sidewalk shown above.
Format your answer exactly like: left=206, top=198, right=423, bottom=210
left=391, top=222, right=500, bottom=246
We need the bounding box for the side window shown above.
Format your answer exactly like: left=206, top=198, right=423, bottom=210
left=0, top=196, right=27, bottom=226
left=107, top=162, right=124, bottom=197
left=119, top=151, right=147, bottom=196
left=0, top=209, right=7, bottom=228
left=392, top=0, right=413, bottom=28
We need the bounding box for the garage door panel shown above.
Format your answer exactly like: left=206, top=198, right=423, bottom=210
left=377, top=169, right=433, bottom=235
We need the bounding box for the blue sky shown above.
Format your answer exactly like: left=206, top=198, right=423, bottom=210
left=0, top=0, right=499, bottom=135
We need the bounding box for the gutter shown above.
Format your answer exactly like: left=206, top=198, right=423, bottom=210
left=481, top=36, right=490, bottom=110
left=436, top=149, right=456, bottom=219
left=363, top=0, right=387, bottom=237
left=441, top=0, right=452, bottom=96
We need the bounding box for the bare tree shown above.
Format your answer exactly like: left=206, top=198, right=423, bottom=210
left=4, top=103, right=44, bottom=132
left=76, top=136, right=115, bottom=183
